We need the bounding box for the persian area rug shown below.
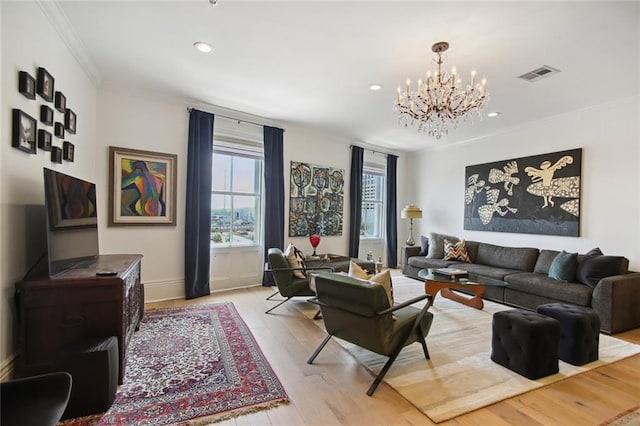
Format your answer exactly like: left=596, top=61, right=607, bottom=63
left=305, top=275, right=640, bottom=424
left=64, top=303, right=288, bottom=425
left=599, top=405, right=640, bottom=426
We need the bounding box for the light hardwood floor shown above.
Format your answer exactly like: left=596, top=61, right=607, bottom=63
left=146, top=275, right=640, bottom=426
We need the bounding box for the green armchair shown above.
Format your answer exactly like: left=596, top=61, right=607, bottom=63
left=307, top=273, right=434, bottom=396
left=265, top=247, right=332, bottom=315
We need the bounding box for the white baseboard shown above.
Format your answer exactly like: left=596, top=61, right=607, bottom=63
left=143, top=278, right=185, bottom=303
left=143, top=279, right=263, bottom=303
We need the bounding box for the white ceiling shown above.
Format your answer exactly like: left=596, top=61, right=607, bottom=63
left=57, top=1, right=639, bottom=152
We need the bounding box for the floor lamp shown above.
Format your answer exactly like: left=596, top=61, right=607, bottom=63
left=401, top=205, right=422, bottom=246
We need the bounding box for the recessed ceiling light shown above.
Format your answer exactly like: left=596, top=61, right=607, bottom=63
left=487, top=112, right=500, bottom=117
left=369, top=84, right=383, bottom=91
left=193, top=41, right=213, bottom=53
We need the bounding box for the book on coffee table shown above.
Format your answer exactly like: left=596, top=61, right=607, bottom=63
left=433, top=268, right=469, bottom=278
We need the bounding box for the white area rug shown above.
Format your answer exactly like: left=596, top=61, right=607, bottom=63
left=306, top=275, right=640, bottom=423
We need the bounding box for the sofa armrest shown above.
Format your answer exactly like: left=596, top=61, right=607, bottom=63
left=401, top=245, right=422, bottom=276
left=591, top=272, right=640, bottom=334
left=402, top=246, right=421, bottom=265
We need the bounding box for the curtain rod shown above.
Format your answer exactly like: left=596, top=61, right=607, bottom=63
left=187, top=107, right=274, bottom=129
left=350, top=144, right=395, bottom=157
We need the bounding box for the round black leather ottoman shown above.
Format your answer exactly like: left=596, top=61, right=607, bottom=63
left=537, top=303, right=600, bottom=366
left=491, top=309, right=560, bottom=379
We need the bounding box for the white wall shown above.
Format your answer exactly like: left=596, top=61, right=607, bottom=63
left=95, top=87, right=408, bottom=300
left=408, top=96, right=640, bottom=270
left=0, top=2, right=98, bottom=376
left=96, top=86, right=188, bottom=301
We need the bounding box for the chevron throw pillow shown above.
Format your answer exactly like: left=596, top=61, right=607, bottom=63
left=444, top=239, right=471, bottom=262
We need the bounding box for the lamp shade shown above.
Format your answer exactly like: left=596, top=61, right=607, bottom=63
left=401, top=204, right=423, bottom=219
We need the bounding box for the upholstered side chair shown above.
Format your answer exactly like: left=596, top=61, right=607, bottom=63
left=307, top=273, right=434, bottom=396
left=265, top=247, right=331, bottom=315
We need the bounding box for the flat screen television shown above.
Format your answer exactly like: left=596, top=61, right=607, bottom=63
left=43, top=168, right=99, bottom=277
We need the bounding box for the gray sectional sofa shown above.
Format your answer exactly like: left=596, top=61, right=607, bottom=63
left=402, top=239, right=640, bottom=334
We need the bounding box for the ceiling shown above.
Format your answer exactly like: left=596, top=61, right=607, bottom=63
left=56, top=1, right=639, bottom=152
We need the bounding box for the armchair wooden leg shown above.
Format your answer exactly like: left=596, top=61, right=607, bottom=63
left=416, top=325, right=430, bottom=360
left=307, top=334, right=332, bottom=364
left=367, top=346, right=403, bottom=396
left=265, top=297, right=291, bottom=314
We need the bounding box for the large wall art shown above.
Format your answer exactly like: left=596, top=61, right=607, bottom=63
left=464, top=148, right=582, bottom=236
left=289, top=161, right=344, bottom=236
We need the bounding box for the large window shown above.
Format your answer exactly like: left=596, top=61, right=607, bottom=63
left=361, top=167, right=385, bottom=239
left=211, top=143, right=263, bottom=247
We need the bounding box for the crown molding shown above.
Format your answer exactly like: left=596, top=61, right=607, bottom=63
left=37, top=0, right=102, bottom=87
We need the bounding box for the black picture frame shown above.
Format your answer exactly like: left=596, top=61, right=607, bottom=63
left=63, top=141, right=75, bottom=162
left=36, top=67, right=54, bottom=102
left=40, top=105, right=53, bottom=126
left=12, top=109, right=37, bottom=154
left=54, top=122, right=65, bottom=138
left=64, top=109, right=77, bottom=134
left=54, top=91, right=66, bottom=112
left=51, top=146, right=63, bottom=164
left=38, top=129, right=53, bottom=151
left=18, top=71, right=36, bottom=99
left=464, top=148, right=583, bottom=237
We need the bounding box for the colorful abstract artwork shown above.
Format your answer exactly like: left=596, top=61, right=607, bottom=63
left=464, top=148, right=582, bottom=236
left=109, top=147, right=177, bottom=226
left=289, top=161, right=344, bottom=236
left=120, top=159, right=167, bottom=217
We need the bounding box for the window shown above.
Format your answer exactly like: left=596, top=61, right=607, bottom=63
left=361, top=166, right=385, bottom=239
left=211, top=143, right=263, bottom=247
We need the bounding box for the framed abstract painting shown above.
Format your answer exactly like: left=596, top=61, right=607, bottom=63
left=109, top=146, right=177, bottom=226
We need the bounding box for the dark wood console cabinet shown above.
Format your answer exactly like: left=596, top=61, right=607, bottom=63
left=16, top=254, right=143, bottom=384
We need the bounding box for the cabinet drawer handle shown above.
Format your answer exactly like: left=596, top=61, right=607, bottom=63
left=61, top=316, right=85, bottom=326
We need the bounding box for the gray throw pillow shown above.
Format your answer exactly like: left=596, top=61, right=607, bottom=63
left=427, top=232, right=459, bottom=259
left=576, top=255, right=628, bottom=288
left=548, top=251, right=578, bottom=282
left=418, top=235, right=429, bottom=256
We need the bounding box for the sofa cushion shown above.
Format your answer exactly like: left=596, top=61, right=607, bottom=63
left=548, top=251, right=578, bottom=282
left=464, top=241, right=480, bottom=263
left=427, top=232, right=459, bottom=259
left=475, top=243, right=539, bottom=272
left=504, top=272, right=592, bottom=306
left=576, top=255, right=629, bottom=288
left=408, top=256, right=456, bottom=269
left=534, top=250, right=561, bottom=274
left=449, top=263, right=523, bottom=282
left=418, top=235, right=429, bottom=256
left=443, top=239, right=471, bottom=262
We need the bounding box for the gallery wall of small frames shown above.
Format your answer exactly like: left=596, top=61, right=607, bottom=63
left=14, top=67, right=77, bottom=163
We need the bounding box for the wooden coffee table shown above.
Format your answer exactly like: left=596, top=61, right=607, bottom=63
left=418, top=268, right=506, bottom=310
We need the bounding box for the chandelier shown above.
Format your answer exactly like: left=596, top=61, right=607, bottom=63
left=394, top=41, right=489, bottom=139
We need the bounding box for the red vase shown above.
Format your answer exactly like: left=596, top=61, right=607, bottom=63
left=309, top=234, right=321, bottom=256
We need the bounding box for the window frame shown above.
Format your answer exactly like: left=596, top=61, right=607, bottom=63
left=210, top=139, right=264, bottom=248
left=360, top=165, right=386, bottom=240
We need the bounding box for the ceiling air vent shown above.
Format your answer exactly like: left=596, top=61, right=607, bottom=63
left=518, top=65, right=561, bottom=82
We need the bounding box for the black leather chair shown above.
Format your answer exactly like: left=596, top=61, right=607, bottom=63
left=1, top=371, right=72, bottom=426
left=307, top=273, right=434, bottom=395
left=265, top=247, right=331, bottom=314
